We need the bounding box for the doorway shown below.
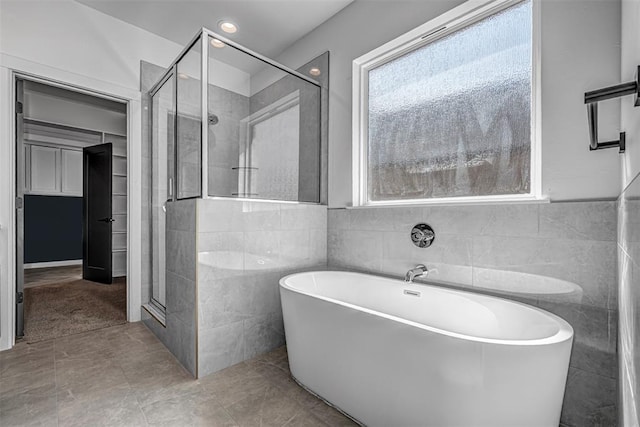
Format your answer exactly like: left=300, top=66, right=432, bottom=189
left=15, top=78, right=129, bottom=343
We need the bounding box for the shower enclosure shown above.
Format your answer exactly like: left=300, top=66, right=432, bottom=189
left=144, top=28, right=327, bottom=377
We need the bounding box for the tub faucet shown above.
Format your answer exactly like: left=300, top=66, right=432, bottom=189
left=404, top=264, right=428, bottom=283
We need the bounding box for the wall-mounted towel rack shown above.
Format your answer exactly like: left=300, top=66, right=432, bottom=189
left=584, top=66, right=640, bottom=153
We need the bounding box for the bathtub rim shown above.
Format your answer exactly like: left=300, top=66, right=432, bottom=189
left=280, top=270, right=574, bottom=347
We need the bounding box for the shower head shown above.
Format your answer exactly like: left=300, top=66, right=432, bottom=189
left=208, top=114, right=219, bottom=126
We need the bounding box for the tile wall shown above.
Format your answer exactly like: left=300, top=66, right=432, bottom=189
left=196, top=199, right=327, bottom=377
left=143, top=199, right=198, bottom=377
left=619, top=174, right=640, bottom=425
left=328, top=201, right=617, bottom=427
left=207, top=86, right=249, bottom=197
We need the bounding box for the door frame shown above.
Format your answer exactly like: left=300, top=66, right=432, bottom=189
left=0, top=56, right=143, bottom=351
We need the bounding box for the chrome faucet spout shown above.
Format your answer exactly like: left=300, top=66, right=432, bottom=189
left=404, top=264, right=428, bottom=283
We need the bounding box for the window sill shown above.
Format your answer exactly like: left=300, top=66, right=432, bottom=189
left=203, top=196, right=323, bottom=206
left=349, top=194, right=549, bottom=209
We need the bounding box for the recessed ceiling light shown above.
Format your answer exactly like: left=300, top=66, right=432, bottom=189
left=309, top=67, right=321, bottom=76
left=219, top=21, right=238, bottom=34
left=210, top=38, right=225, bottom=48
left=178, top=73, right=189, bottom=79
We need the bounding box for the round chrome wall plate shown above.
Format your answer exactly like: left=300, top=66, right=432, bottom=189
left=411, top=223, right=435, bottom=248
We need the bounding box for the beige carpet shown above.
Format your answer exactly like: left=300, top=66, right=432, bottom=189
left=24, top=278, right=126, bottom=343
left=24, top=265, right=82, bottom=288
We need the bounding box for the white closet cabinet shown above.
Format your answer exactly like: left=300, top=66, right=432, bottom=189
left=29, top=145, right=60, bottom=193
left=61, top=149, right=83, bottom=195
left=26, top=145, right=82, bottom=196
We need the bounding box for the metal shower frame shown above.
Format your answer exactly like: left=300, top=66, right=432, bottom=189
left=148, top=27, right=321, bottom=200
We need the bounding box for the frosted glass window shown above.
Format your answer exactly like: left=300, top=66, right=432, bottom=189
left=367, top=0, right=532, bottom=201
left=244, top=104, right=300, bottom=200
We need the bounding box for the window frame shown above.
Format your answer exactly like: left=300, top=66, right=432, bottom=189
left=352, top=0, right=542, bottom=207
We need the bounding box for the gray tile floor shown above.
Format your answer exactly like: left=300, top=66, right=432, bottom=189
left=0, top=322, right=358, bottom=426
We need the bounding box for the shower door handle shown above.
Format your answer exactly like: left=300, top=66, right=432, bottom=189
left=98, top=217, right=115, bottom=223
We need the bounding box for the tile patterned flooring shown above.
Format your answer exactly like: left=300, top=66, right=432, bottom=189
left=0, top=322, right=358, bottom=427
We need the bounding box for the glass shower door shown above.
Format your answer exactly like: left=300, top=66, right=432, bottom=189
left=150, top=73, right=175, bottom=310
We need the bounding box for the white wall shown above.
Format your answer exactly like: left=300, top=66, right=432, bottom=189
left=0, top=0, right=181, bottom=91
left=0, top=0, right=183, bottom=350
left=273, top=0, right=622, bottom=207
left=177, top=46, right=252, bottom=97
left=621, top=0, right=640, bottom=190
left=541, top=0, right=621, bottom=200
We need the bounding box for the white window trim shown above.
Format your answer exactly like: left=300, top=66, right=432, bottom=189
left=352, top=0, right=542, bottom=207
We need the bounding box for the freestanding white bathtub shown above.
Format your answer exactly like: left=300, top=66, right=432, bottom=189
left=279, top=271, right=573, bottom=427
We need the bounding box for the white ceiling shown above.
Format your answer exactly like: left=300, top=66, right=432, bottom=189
left=76, top=0, right=354, bottom=58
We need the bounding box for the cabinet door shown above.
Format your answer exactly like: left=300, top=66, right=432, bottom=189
left=30, top=145, right=59, bottom=193
left=61, top=149, right=83, bottom=196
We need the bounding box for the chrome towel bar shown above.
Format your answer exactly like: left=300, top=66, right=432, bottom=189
left=584, top=65, right=640, bottom=153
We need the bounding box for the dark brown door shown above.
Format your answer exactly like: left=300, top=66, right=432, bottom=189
left=83, top=143, right=113, bottom=284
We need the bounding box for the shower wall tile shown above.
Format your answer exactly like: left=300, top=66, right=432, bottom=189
left=562, top=368, right=617, bottom=427
left=383, top=232, right=473, bottom=268
left=538, top=300, right=617, bottom=379
left=143, top=199, right=197, bottom=377
left=198, top=199, right=244, bottom=232
left=347, top=206, right=424, bottom=232
left=328, top=229, right=383, bottom=273
left=165, top=271, right=196, bottom=326
left=310, top=228, right=328, bottom=262
left=197, top=199, right=326, bottom=378
left=424, top=204, right=539, bottom=237
left=166, top=201, right=197, bottom=232
left=243, top=204, right=281, bottom=231
left=198, top=252, right=244, bottom=281
left=166, top=229, right=197, bottom=282
left=618, top=173, right=640, bottom=427
left=244, top=230, right=281, bottom=259
left=327, top=207, right=351, bottom=231
left=165, top=313, right=197, bottom=375
left=197, top=276, right=251, bottom=331
left=208, top=166, right=237, bottom=197
left=473, top=236, right=615, bottom=310
left=327, top=200, right=618, bottom=427
left=199, top=321, right=245, bottom=377
left=280, top=203, right=327, bottom=230
left=539, top=201, right=617, bottom=241
left=197, top=231, right=244, bottom=253
left=279, top=230, right=311, bottom=262
left=244, top=312, right=286, bottom=360
left=207, top=85, right=248, bottom=197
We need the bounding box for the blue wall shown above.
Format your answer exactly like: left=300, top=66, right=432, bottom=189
left=24, top=195, right=83, bottom=263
